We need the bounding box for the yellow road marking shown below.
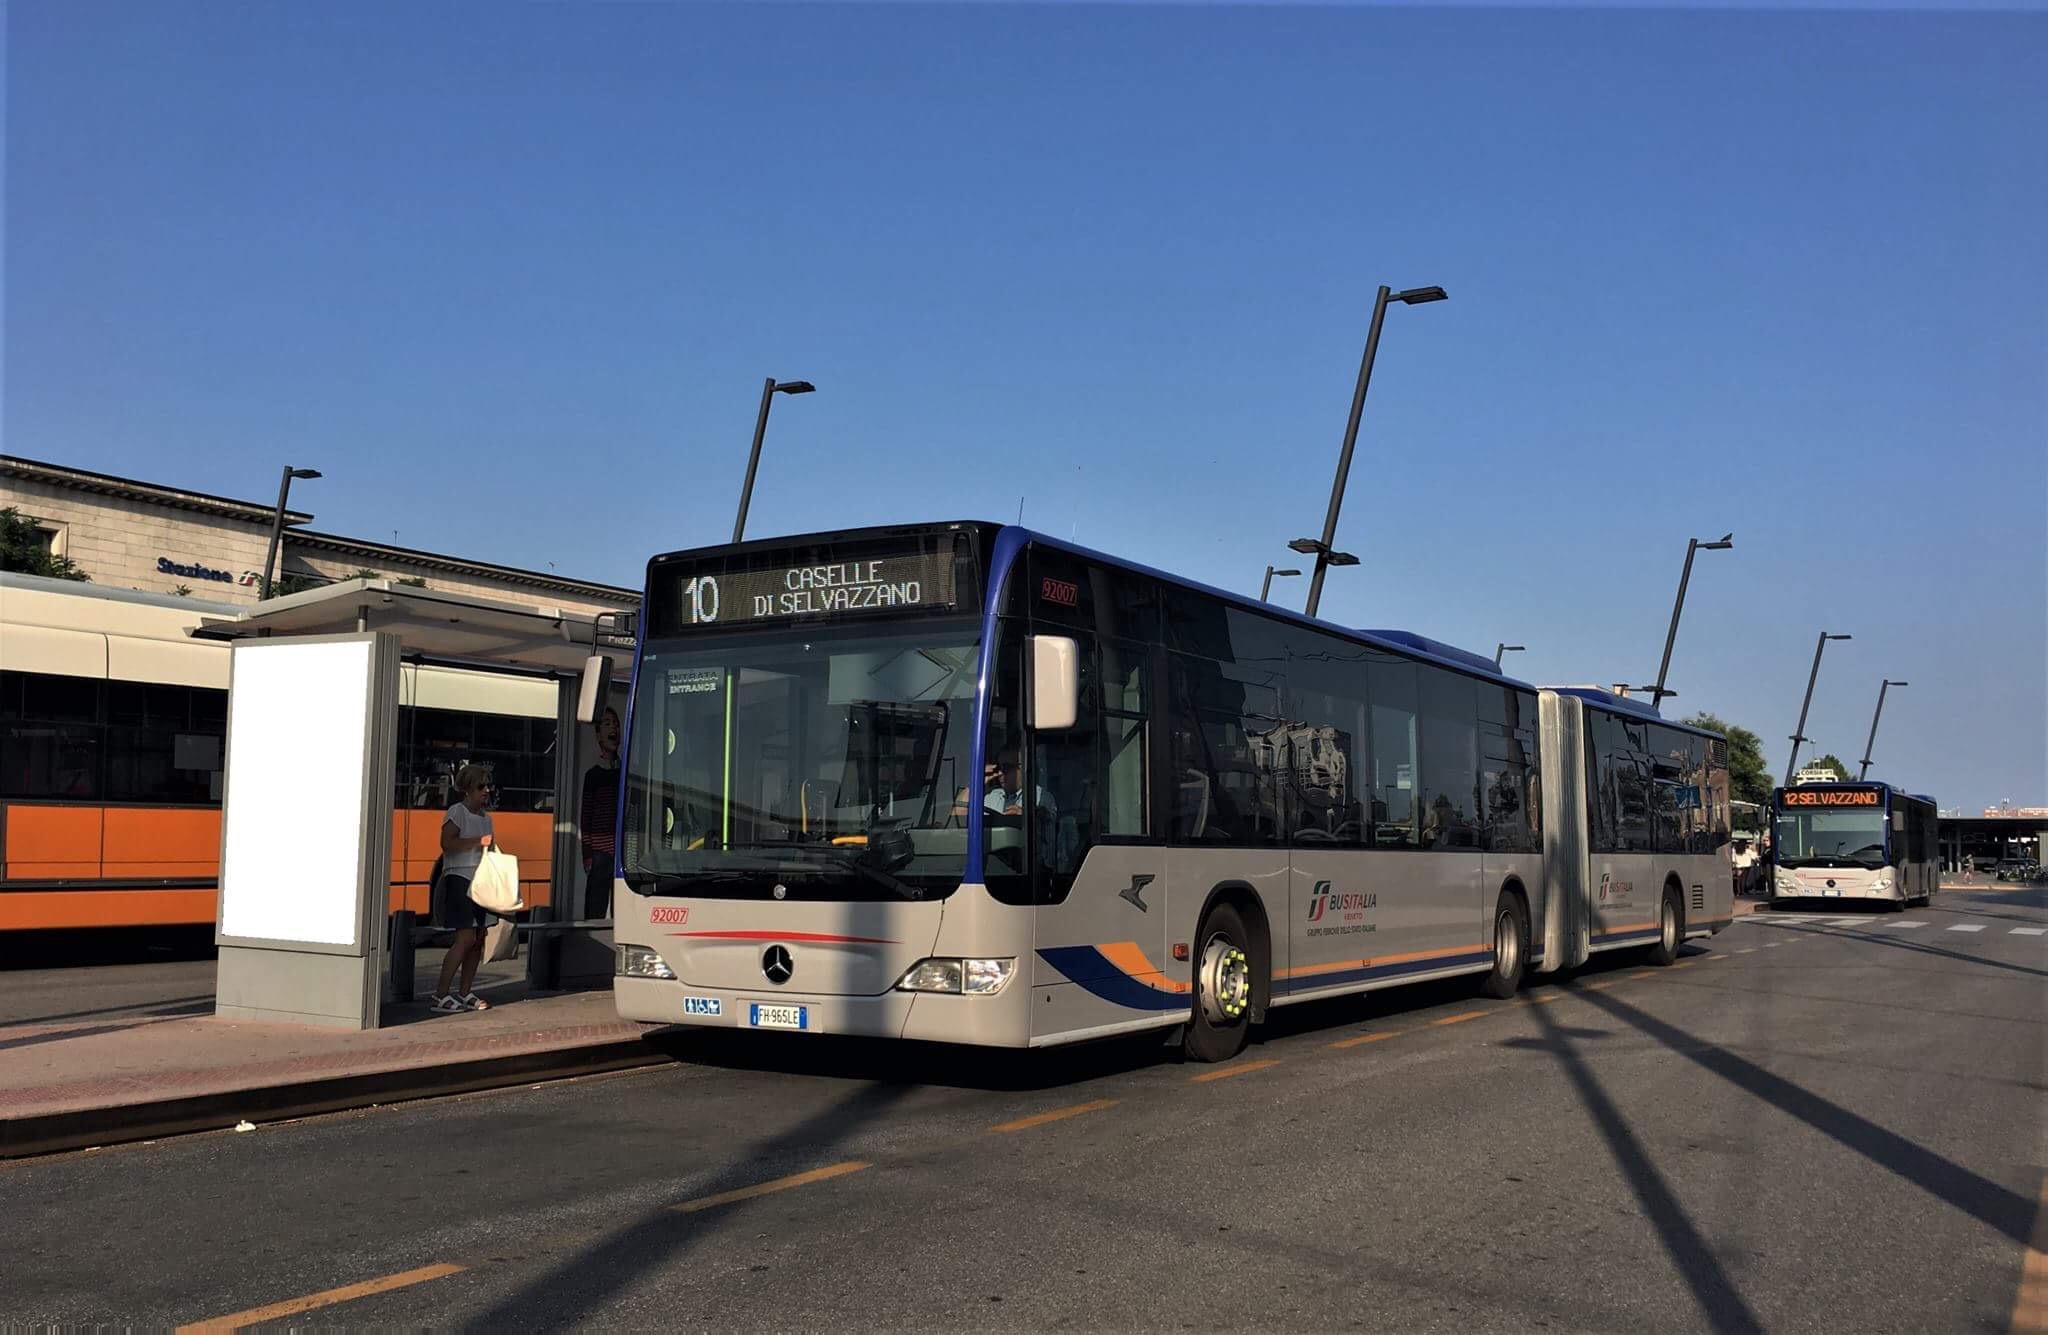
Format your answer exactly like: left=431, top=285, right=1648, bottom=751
left=1673, top=960, right=1698, bottom=969
left=988, top=1099, right=1118, bottom=1133
left=1431, top=1010, right=1487, bottom=1026
left=176, top=1263, right=464, bottom=1333
left=1585, top=980, right=1617, bottom=990
left=1518, top=993, right=1561, bottom=1005
left=1189, top=1058, right=1280, bottom=1083
left=1329, top=1030, right=1403, bottom=1049
left=2014, top=1177, right=2048, bottom=1334
left=1629, top=970, right=1656, bottom=979
left=670, top=1160, right=870, bottom=1215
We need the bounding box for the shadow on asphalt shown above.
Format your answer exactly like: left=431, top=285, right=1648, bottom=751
left=0, top=1015, right=190, bottom=1054
left=1578, top=988, right=2038, bottom=1247
left=1524, top=996, right=1765, bottom=1333
left=0, top=926, right=217, bottom=970
left=463, top=1080, right=916, bottom=1326
left=0, top=993, right=215, bottom=1028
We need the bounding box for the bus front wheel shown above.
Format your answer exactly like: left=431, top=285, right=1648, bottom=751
left=1184, top=903, right=1254, bottom=1063
left=1645, top=886, right=1684, bottom=966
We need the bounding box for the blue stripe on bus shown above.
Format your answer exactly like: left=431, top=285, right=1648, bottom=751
left=1593, top=928, right=1661, bottom=943
left=1036, top=946, right=1186, bottom=1010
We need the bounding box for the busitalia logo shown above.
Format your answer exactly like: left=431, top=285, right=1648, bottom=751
left=1306, top=881, right=1377, bottom=937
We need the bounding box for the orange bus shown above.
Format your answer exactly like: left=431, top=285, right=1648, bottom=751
left=1, top=574, right=557, bottom=933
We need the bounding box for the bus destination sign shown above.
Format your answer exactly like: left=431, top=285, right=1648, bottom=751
left=669, top=548, right=957, bottom=629
left=1781, top=788, right=1881, bottom=807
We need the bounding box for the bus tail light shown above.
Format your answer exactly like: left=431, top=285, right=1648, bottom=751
left=896, top=958, right=1015, bottom=995
left=617, top=945, right=676, bottom=980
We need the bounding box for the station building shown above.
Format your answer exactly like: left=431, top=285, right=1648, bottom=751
left=1, top=454, right=636, bottom=616
left=2, top=453, right=641, bottom=950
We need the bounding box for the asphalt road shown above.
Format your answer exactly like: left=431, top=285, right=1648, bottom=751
left=3, top=888, right=2042, bottom=1333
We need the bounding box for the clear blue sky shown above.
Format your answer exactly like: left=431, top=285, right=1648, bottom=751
left=6, top=1, right=2044, bottom=810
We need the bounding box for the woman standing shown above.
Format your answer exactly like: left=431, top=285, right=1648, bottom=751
left=433, top=763, right=497, bottom=1012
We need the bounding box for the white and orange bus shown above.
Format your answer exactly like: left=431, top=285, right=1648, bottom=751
left=1, top=573, right=559, bottom=933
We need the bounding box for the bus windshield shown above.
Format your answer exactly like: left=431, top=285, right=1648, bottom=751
left=1775, top=807, right=1889, bottom=868
left=620, top=621, right=984, bottom=901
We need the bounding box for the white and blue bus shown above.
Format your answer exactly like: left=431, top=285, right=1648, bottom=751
left=1769, top=782, right=1938, bottom=909
left=610, top=523, right=1733, bottom=1060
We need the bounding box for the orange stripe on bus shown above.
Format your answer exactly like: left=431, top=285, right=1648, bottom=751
left=1279, top=942, right=1489, bottom=980
left=1096, top=941, right=1192, bottom=993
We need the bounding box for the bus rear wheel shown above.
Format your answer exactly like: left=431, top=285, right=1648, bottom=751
left=1645, top=886, right=1683, bottom=966
left=1183, top=903, right=1253, bottom=1063
left=1479, top=891, right=1529, bottom=999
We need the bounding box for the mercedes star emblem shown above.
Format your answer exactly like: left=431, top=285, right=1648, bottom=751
left=762, top=944, right=794, bottom=985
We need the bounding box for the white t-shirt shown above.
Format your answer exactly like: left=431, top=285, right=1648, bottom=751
left=443, top=802, right=495, bottom=877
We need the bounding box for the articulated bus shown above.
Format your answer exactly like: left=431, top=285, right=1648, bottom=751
left=0, top=573, right=559, bottom=932
left=610, top=523, right=1733, bottom=1060
left=1768, top=781, right=1938, bottom=910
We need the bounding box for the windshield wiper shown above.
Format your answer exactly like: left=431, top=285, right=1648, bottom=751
left=739, top=841, right=929, bottom=901
left=624, top=870, right=763, bottom=894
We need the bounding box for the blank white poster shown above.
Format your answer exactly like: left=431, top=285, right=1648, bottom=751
left=218, top=639, right=373, bottom=946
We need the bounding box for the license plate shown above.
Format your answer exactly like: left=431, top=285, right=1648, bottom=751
left=749, top=1002, right=808, bottom=1031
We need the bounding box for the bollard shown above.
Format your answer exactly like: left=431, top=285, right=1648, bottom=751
left=525, top=905, right=561, bottom=991
left=391, top=909, right=417, bottom=1003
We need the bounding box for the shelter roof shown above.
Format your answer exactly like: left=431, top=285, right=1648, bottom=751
left=192, top=578, right=634, bottom=675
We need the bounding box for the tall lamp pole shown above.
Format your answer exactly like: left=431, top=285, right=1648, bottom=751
left=733, top=377, right=816, bottom=543
left=1857, top=679, right=1908, bottom=780
left=1296, top=283, right=1447, bottom=618
left=1259, top=566, right=1301, bottom=602
left=1786, top=631, right=1852, bottom=780
left=1645, top=533, right=1733, bottom=707
left=1495, top=643, right=1525, bottom=670
left=260, top=465, right=322, bottom=599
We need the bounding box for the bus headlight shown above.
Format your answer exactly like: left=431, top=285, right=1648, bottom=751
left=896, top=958, right=1015, bottom=995
left=1871, top=872, right=1893, bottom=890
left=616, top=945, right=676, bottom=980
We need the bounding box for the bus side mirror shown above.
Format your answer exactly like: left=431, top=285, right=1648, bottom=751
left=1029, top=635, right=1079, bottom=731
left=576, top=654, right=612, bottom=725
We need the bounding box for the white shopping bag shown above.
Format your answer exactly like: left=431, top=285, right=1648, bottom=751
left=467, top=847, right=525, bottom=914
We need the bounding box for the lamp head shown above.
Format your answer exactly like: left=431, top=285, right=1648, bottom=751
left=1701, top=533, right=1733, bottom=550
left=773, top=380, right=816, bottom=395
left=1288, top=538, right=1324, bottom=555
left=289, top=468, right=322, bottom=480
left=1273, top=568, right=1301, bottom=577
left=1394, top=286, right=1448, bottom=305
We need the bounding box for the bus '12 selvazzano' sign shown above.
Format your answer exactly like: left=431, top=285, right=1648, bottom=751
left=1781, top=788, right=1881, bottom=807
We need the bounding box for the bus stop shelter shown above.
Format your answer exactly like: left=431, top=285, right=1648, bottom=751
left=192, top=579, right=635, bottom=1028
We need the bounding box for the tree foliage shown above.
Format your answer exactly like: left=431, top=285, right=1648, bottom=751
left=0, top=508, right=90, bottom=581
left=1680, top=711, right=1775, bottom=806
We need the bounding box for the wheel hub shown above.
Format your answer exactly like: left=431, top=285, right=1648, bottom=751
left=1199, top=937, right=1251, bottom=1026
left=1495, top=909, right=1520, bottom=977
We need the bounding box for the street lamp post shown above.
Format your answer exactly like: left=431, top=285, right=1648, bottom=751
left=1297, top=283, right=1447, bottom=618
left=1645, top=533, right=1733, bottom=707
left=1857, top=679, right=1909, bottom=780
left=1259, top=566, right=1301, bottom=602
left=1495, top=643, right=1525, bottom=670
left=260, top=465, right=322, bottom=599
left=1786, top=631, right=1852, bottom=780
left=733, top=377, right=816, bottom=544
